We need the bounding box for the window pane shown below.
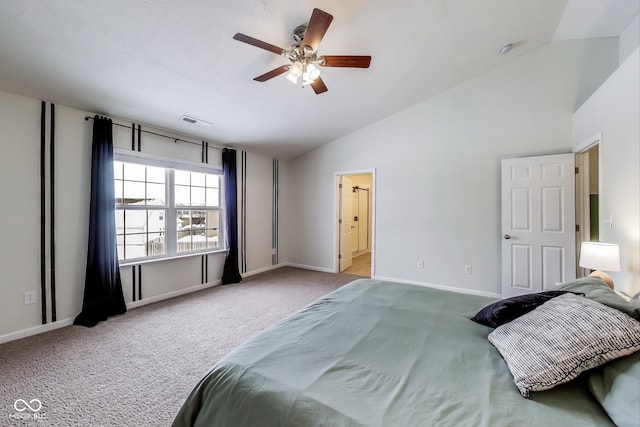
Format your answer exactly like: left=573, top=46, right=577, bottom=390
left=206, top=174, right=219, bottom=188
left=175, top=169, right=190, bottom=186
left=126, top=210, right=148, bottom=233
left=125, top=233, right=147, bottom=259
left=176, top=209, right=219, bottom=252
left=147, top=210, right=165, bottom=233
left=191, top=172, right=205, bottom=186
left=206, top=210, right=219, bottom=229
left=207, top=210, right=220, bottom=248
left=115, top=210, right=125, bottom=234
left=177, top=210, right=190, bottom=233
left=146, top=233, right=165, bottom=257
left=191, top=187, right=206, bottom=206
left=146, top=166, right=165, bottom=183
left=116, top=210, right=167, bottom=260
left=175, top=185, right=190, bottom=206
left=123, top=163, right=146, bottom=181
left=114, top=180, right=124, bottom=205
left=116, top=235, right=125, bottom=260
left=146, top=183, right=165, bottom=205
left=206, top=188, right=219, bottom=207
left=123, top=181, right=145, bottom=204
left=147, top=210, right=166, bottom=233
left=176, top=209, right=191, bottom=253
left=114, top=161, right=123, bottom=180
left=192, top=210, right=206, bottom=228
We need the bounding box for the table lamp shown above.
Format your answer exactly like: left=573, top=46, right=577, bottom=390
left=579, top=242, right=621, bottom=289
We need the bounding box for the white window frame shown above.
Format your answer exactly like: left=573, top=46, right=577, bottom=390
left=115, top=150, right=225, bottom=265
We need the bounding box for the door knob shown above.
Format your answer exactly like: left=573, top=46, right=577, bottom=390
left=504, top=234, right=511, bottom=240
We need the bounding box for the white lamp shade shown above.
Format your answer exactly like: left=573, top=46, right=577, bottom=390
left=579, top=242, right=621, bottom=272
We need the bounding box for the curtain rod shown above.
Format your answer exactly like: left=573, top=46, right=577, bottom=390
left=84, top=116, right=225, bottom=150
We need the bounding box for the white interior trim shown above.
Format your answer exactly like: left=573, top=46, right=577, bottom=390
left=374, top=275, right=501, bottom=299
left=574, top=132, right=604, bottom=277
left=573, top=131, right=602, bottom=153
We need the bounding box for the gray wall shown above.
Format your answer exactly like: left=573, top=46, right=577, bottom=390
left=573, top=47, right=640, bottom=296
left=281, top=38, right=619, bottom=296
left=0, top=95, right=278, bottom=341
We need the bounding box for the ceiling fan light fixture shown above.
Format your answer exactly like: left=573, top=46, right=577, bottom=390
left=303, top=63, right=321, bottom=82
left=290, top=61, right=304, bottom=77
left=233, top=8, right=370, bottom=94
left=286, top=72, right=299, bottom=84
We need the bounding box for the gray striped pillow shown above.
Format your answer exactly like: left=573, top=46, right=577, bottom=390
left=488, top=293, right=640, bottom=398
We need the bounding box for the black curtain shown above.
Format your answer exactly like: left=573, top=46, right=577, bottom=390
left=74, top=116, right=127, bottom=327
left=221, top=148, right=242, bottom=284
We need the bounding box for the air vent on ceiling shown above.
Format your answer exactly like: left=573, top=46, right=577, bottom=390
left=180, top=115, right=212, bottom=127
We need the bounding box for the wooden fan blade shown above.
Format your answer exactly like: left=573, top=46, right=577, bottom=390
left=320, top=55, right=371, bottom=68
left=233, top=33, right=284, bottom=55
left=253, top=65, right=289, bottom=82
left=301, top=8, right=333, bottom=52
left=310, top=77, right=328, bottom=94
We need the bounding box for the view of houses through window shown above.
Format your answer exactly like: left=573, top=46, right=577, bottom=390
left=114, top=159, right=222, bottom=261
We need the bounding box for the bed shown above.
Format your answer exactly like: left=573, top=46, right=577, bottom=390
left=172, top=278, right=640, bottom=427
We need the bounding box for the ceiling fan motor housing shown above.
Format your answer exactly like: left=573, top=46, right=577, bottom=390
left=293, top=25, right=307, bottom=43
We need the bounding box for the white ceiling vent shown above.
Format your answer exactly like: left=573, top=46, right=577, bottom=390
left=180, top=115, right=212, bottom=127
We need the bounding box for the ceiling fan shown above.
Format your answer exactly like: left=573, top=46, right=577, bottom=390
left=233, top=8, right=371, bottom=95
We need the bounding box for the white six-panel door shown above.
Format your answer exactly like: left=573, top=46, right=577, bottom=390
left=501, top=153, right=576, bottom=297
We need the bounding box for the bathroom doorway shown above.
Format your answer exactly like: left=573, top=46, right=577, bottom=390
left=576, top=136, right=601, bottom=277
left=336, top=171, right=374, bottom=277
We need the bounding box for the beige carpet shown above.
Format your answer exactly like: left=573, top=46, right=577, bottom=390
left=0, top=267, right=360, bottom=426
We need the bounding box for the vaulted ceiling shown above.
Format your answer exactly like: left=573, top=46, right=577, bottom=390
left=0, top=0, right=636, bottom=159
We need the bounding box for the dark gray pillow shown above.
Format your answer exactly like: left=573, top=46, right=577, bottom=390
left=471, top=290, right=578, bottom=328
left=488, top=293, right=640, bottom=398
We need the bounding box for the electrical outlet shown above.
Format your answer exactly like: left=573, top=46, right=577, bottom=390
left=24, top=290, right=36, bottom=305
left=417, top=260, right=424, bottom=269
left=464, top=265, right=473, bottom=274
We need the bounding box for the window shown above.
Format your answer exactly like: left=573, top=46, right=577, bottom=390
left=174, top=169, right=221, bottom=253
left=114, top=159, right=223, bottom=262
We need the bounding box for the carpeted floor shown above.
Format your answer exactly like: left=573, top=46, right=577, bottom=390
left=0, top=267, right=360, bottom=426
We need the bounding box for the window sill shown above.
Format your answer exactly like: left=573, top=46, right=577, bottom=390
left=119, top=248, right=228, bottom=267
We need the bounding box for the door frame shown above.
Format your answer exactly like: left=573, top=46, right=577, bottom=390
left=574, top=132, right=603, bottom=277
left=334, top=169, right=376, bottom=276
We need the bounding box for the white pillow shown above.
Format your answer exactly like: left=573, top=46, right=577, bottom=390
left=488, top=293, right=640, bottom=397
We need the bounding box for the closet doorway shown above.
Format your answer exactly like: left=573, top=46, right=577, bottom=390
left=336, top=171, right=374, bottom=277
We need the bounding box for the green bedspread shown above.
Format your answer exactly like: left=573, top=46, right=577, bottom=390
left=172, top=279, right=614, bottom=427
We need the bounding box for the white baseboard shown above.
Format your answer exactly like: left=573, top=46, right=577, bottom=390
left=0, top=318, right=75, bottom=345
left=0, top=280, right=224, bottom=344
left=127, top=280, right=222, bottom=309
left=242, top=264, right=284, bottom=278
left=281, top=262, right=335, bottom=274
left=373, top=275, right=501, bottom=299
